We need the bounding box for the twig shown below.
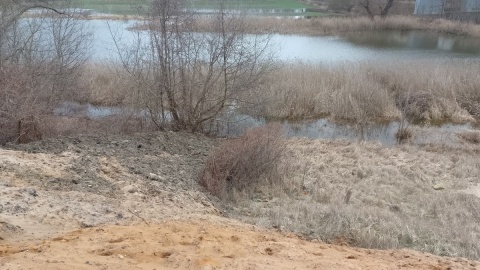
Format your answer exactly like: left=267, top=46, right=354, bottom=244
left=128, top=209, right=150, bottom=226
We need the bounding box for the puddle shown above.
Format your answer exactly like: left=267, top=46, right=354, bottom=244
left=55, top=101, right=477, bottom=147
left=216, top=114, right=474, bottom=146
left=54, top=101, right=147, bottom=118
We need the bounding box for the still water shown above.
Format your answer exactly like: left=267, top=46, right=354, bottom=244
left=90, top=20, right=480, bottom=63
left=55, top=102, right=475, bottom=146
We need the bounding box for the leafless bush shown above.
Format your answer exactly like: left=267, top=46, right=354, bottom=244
left=112, top=0, right=273, bottom=133
left=198, top=124, right=285, bottom=199
left=0, top=1, right=92, bottom=143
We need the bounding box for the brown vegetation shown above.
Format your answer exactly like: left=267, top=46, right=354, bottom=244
left=198, top=124, right=285, bottom=199
left=131, top=15, right=480, bottom=37
left=217, top=138, right=480, bottom=260
left=0, top=2, right=91, bottom=144
left=458, top=130, right=480, bottom=144
left=16, top=116, right=43, bottom=144
left=242, top=61, right=479, bottom=124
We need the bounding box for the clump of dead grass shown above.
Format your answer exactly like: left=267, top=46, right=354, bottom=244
left=198, top=124, right=285, bottom=200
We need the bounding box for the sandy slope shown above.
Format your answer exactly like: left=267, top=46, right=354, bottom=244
left=1, top=218, right=478, bottom=270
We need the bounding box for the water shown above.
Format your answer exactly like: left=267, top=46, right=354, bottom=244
left=90, top=20, right=480, bottom=63
left=55, top=102, right=476, bottom=146
left=344, top=30, right=480, bottom=55
left=217, top=114, right=474, bottom=146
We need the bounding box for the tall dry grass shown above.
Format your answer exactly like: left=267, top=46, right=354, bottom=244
left=79, top=63, right=140, bottom=106
left=226, top=138, right=480, bottom=259
left=188, top=15, right=480, bottom=37
left=80, top=60, right=480, bottom=128
left=242, top=60, right=480, bottom=123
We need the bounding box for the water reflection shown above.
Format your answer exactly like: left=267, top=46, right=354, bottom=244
left=345, top=30, right=480, bottom=54
left=214, top=113, right=474, bottom=146
left=88, top=20, right=480, bottom=63
left=55, top=101, right=475, bottom=146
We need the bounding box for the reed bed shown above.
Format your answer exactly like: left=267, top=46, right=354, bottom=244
left=242, top=60, right=480, bottom=123
left=81, top=60, right=480, bottom=125
left=188, top=15, right=480, bottom=37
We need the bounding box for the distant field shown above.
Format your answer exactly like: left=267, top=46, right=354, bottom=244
left=190, top=0, right=309, bottom=9
left=73, top=0, right=318, bottom=15
left=73, top=0, right=150, bottom=15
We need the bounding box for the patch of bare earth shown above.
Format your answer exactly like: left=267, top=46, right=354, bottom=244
left=0, top=132, right=479, bottom=269
left=1, top=218, right=478, bottom=270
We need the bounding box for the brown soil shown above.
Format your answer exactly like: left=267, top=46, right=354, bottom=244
left=1, top=218, right=478, bottom=270
left=0, top=131, right=479, bottom=269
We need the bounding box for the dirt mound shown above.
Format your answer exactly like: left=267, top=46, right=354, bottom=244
left=1, top=218, right=478, bottom=270
left=0, top=132, right=219, bottom=241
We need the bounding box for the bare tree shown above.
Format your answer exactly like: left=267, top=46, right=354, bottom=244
left=0, top=0, right=92, bottom=143
left=328, top=0, right=355, bottom=13
left=115, top=0, right=273, bottom=133
left=357, top=0, right=396, bottom=19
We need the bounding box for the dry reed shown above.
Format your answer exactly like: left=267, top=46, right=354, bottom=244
left=169, top=15, right=480, bottom=37
left=242, top=60, right=480, bottom=123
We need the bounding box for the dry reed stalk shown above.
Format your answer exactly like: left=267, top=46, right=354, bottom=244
left=242, top=61, right=480, bottom=123
left=184, top=15, right=480, bottom=37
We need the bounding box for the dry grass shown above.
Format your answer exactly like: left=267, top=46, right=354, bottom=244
left=187, top=15, right=480, bottom=37
left=243, top=60, right=480, bottom=123
left=80, top=60, right=480, bottom=129
left=458, top=130, right=480, bottom=144
left=228, top=138, right=480, bottom=259
left=198, top=124, right=285, bottom=200
left=78, top=63, right=139, bottom=106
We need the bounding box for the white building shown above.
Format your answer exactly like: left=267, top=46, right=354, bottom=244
left=414, top=0, right=480, bottom=14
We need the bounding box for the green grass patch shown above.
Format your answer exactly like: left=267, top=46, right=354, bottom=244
left=73, top=0, right=149, bottom=15
left=72, top=0, right=316, bottom=15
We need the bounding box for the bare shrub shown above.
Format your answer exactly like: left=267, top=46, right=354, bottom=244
left=16, top=116, right=43, bottom=144
left=112, top=0, right=273, bottom=133
left=0, top=2, right=92, bottom=143
left=198, top=124, right=285, bottom=199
